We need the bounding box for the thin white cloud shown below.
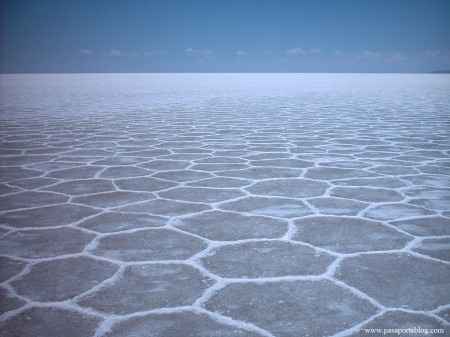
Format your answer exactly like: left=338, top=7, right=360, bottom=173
left=235, top=50, right=248, bottom=56
left=384, top=52, right=407, bottom=63
left=286, top=48, right=321, bottom=56
left=184, top=48, right=213, bottom=57
left=80, top=49, right=93, bottom=55
left=361, top=50, right=381, bottom=59
left=424, top=50, right=441, bottom=58
left=109, top=49, right=122, bottom=57
left=356, top=50, right=410, bottom=64
left=286, top=47, right=306, bottom=56
left=144, top=50, right=168, bottom=56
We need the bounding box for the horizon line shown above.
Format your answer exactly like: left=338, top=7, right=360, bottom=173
left=1, top=71, right=448, bottom=75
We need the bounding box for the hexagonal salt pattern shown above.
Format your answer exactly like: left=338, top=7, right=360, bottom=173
left=1, top=74, right=450, bottom=337
left=200, top=240, right=334, bottom=278
left=77, top=264, right=213, bottom=314
left=0, top=227, right=95, bottom=258
left=11, top=256, right=118, bottom=302
left=90, top=228, right=206, bottom=261
left=103, top=311, right=263, bottom=337
left=0, top=287, right=26, bottom=315
left=335, top=253, right=450, bottom=310
left=0, top=307, right=101, bottom=337
left=347, top=311, right=448, bottom=337
left=204, top=280, right=378, bottom=337
left=293, top=216, right=411, bottom=253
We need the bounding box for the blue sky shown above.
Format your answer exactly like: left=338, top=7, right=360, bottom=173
left=1, top=0, right=450, bottom=73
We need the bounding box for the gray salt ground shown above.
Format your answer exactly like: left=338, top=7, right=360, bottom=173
left=0, top=74, right=449, bottom=337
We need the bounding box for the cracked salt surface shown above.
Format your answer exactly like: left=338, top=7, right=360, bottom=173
left=0, top=73, right=450, bottom=336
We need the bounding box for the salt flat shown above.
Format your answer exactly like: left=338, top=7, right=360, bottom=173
left=0, top=74, right=449, bottom=337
